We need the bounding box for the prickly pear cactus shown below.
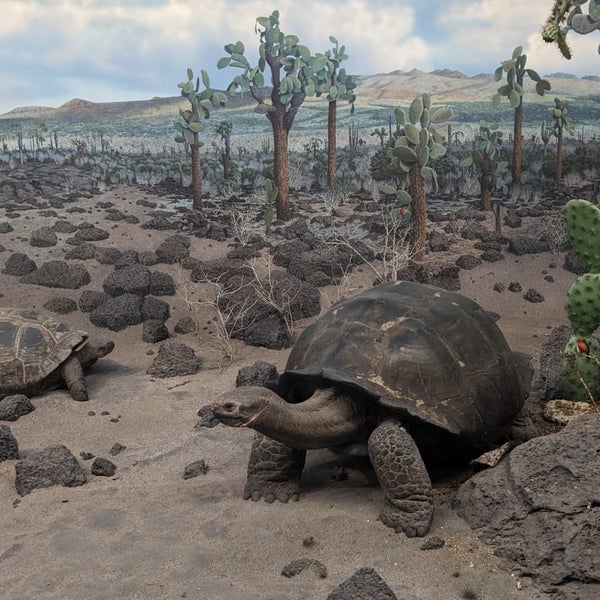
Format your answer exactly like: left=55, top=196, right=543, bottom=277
left=561, top=198, right=600, bottom=402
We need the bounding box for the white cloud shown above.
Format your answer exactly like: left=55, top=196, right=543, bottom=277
left=0, top=0, right=597, bottom=113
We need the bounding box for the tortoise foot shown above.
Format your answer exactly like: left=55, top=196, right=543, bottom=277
left=244, top=432, right=306, bottom=504
left=243, top=478, right=300, bottom=504
left=369, top=419, right=434, bottom=537
left=379, top=497, right=433, bottom=537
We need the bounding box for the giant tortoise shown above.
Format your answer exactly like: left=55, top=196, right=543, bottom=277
left=0, top=307, right=114, bottom=401
left=212, top=281, right=533, bottom=537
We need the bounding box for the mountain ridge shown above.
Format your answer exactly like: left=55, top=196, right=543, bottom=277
left=2, top=69, right=599, bottom=120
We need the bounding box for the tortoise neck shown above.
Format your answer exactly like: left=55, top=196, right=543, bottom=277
left=251, top=388, right=369, bottom=449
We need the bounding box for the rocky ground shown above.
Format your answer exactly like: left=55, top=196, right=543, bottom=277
left=0, top=160, right=598, bottom=600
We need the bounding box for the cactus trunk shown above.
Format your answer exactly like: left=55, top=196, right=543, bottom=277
left=191, top=136, right=203, bottom=212
left=480, top=180, right=492, bottom=211
left=327, top=99, right=337, bottom=191
left=269, top=108, right=291, bottom=221
left=409, top=162, right=427, bottom=262
left=556, top=126, right=563, bottom=188
left=512, top=98, right=523, bottom=186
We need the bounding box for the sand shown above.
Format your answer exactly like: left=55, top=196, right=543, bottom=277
left=0, top=181, right=576, bottom=600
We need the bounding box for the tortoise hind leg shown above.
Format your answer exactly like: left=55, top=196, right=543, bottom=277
left=61, top=356, right=88, bottom=401
left=245, top=433, right=306, bottom=504
left=368, top=419, right=433, bottom=537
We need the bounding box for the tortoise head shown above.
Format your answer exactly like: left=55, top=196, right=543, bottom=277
left=75, top=339, right=115, bottom=368
left=212, top=387, right=274, bottom=428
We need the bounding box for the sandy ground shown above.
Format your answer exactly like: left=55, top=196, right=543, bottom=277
left=0, top=182, right=578, bottom=600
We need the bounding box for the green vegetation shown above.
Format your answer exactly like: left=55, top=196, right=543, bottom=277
left=492, top=46, right=550, bottom=185
left=218, top=9, right=331, bottom=220
left=548, top=97, right=575, bottom=186
left=174, top=68, right=227, bottom=210
left=562, top=199, right=600, bottom=403
left=542, top=0, right=600, bottom=58
left=385, top=94, right=452, bottom=260
left=460, top=122, right=508, bottom=210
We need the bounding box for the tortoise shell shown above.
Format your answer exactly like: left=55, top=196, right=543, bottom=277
left=0, top=308, right=88, bottom=395
left=279, top=281, right=531, bottom=450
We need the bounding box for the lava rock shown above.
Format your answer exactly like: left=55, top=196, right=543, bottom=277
left=89, top=294, right=143, bottom=331
left=235, top=361, right=278, bottom=387
left=428, top=230, right=450, bottom=252
left=20, top=260, right=91, bottom=289
left=79, top=290, right=110, bottom=313
left=30, top=226, right=58, bottom=248
left=454, top=414, right=600, bottom=599
left=507, top=236, right=550, bottom=255
left=0, top=395, right=35, bottom=422
left=143, top=319, right=169, bottom=343
left=507, top=281, right=522, bottom=292
left=64, top=242, right=97, bottom=260
left=480, top=249, right=505, bottom=262
left=74, top=225, right=110, bottom=242
left=142, top=296, right=170, bottom=322
left=15, top=445, right=86, bottom=496
left=95, top=247, right=123, bottom=265
left=326, top=567, right=397, bottom=600
left=0, top=425, right=19, bottom=461
left=455, top=255, right=482, bottom=270
left=103, top=264, right=151, bottom=297
left=524, top=288, right=544, bottom=303
left=155, top=234, right=191, bottom=264
left=535, top=325, right=571, bottom=401
left=563, top=250, right=587, bottom=275
left=149, top=270, right=176, bottom=296
left=183, top=459, right=209, bottom=479
left=43, top=297, right=78, bottom=314
left=2, top=252, right=37, bottom=276
left=174, top=317, right=196, bottom=334
left=91, top=457, right=116, bottom=476
left=146, top=342, right=202, bottom=378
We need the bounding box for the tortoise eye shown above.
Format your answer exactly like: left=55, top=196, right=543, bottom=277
left=222, top=402, right=236, bottom=411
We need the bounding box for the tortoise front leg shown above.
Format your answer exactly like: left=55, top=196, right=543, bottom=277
left=368, top=419, right=433, bottom=537
left=61, top=356, right=88, bottom=401
left=244, top=433, right=306, bottom=504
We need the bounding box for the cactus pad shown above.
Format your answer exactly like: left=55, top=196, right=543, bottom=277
left=563, top=199, right=600, bottom=271
left=566, top=273, right=600, bottom=336
left=561, top=334, right=600, bottom=403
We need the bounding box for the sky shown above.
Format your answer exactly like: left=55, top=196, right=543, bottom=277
left=0, top=0, right=598, bottom=114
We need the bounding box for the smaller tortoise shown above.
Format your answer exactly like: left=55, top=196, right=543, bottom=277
left=0, top=308, right=114, bottom=401
left=211, top=281, right=533, bottom=537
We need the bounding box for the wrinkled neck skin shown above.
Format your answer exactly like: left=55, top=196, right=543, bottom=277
left=248, top=388, right=372, bottom=449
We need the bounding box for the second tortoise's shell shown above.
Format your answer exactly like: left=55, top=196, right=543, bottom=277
left=0, top=308, right=88, bottom=395
left=280, top=281, right=530, bottom=449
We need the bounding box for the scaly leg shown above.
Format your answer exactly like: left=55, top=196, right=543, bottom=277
left=61, top=356, right=88, bottom=401
left=244, top=433, right=306, bottom=504
left=368, top=419, right=433, bottom=537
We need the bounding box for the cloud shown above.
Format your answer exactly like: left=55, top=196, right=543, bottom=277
left=432, top=0, right=599, bottom=76
left=0, top=0, right=597, bottom=113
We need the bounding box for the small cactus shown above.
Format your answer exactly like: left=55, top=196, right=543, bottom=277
left=388, top=94, right=452, bottom=260
left=561, top=198, right=600, bottom=402
left=542, top=1, right=600, bottom=58
left=263, top=178, right=278, bottom=234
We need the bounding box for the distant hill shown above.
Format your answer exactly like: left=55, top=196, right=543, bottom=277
left=352, top=69, right=600, bottom=104
left=1, top=69, right=599, bottom=121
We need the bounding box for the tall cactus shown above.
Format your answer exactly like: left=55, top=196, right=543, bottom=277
left=492, top=46, right=550, bottom=186
left=218, top=10, right=329, bottom=221
left=561, top=198, right=600, bottom=402
left=312, top=36, right=357, bottom=191
left=548, top=98, right=575, bottom=187
left=542, top=1, right=600, bottom=59
left=460, top=122, right=508, bottom=211
left=174, top=68, right=227, bottom=211
left=389, top=94, right=452, bottom=261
